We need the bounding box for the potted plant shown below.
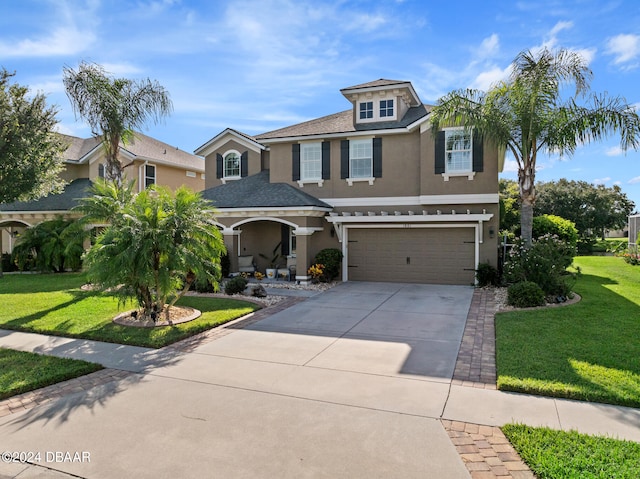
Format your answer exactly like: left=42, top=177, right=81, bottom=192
left=260, top=243, right=282, bottom=279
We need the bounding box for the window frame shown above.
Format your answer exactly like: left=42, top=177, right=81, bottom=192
left=223, top=150, right=241, bottom=179
left=359, top=101, right=373, bottom=120
left=300, top=142, right=322, bottom=181
left=380, top=99, right=394, bottom=118
left=349, top=138, right=373, bottom=181
left=437, top=127, right=477, bottom=181
left=144, top=164, right=156, bottom=188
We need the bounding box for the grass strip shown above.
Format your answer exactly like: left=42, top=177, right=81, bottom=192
left=0, top=348, right=103, bottom=400
left=502, top=424, right=640, bottom=479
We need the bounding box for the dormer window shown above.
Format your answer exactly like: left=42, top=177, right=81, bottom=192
left=380, top=99, right=394, bottom=117
left=215, top=149, right=248, bottom=182
left=359, top=101, right=373, bottom=119
left=224, top=151, right=241, bottom=178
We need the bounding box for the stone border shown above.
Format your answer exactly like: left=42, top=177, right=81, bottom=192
left=452, top=288, right=497, bottom=389
left=442, top=420, right=536, bottom=478
left=113, top=306, right=201, bottom=327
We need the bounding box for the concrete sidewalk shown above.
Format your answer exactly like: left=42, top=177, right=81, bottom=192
left=0, top=283, right=638, bottom=479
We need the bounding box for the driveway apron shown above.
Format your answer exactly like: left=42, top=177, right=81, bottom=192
left=0, top=282, right=474, bottom=479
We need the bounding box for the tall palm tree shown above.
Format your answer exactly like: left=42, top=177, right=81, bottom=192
left=430, top=48, right=640, bottom=246
left=63, top=62, right=173, bottom=185
left=80, top=183, right=225, bottom=320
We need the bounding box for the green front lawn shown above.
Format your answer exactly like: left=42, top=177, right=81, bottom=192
left=0, top=273, right=260, bottom=348
left=496, top=256, right=640, bottom=408
left=0, top=348, right=103, bottom=400
left=503, top=424, right=640, bottom=478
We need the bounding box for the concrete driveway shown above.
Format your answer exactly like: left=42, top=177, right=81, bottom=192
left=0, top=282, right=474, bottom=479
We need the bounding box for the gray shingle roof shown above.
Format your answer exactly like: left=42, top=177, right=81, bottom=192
left=255, top=104, right=430, bottom=140
left=0, top=179, right=92, bottom=212
left=201, top=171, right=332, bottom=209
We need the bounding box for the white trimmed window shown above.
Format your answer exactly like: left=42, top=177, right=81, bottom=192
left=224, top=151, right=241, bottom=178
left=350, top=139, right=372, bottom=178
left=380, top=99, right=394, bottom=117
left=301, top=143, right=322, bottom=180
left=445, top=128, right=472, bottom=172
left=359, top=101, right=373, bottom=119
left=144, top=164, right=156, bottom=188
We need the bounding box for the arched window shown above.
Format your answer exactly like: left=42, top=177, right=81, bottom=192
left=224, top=151, right=241, bottom=178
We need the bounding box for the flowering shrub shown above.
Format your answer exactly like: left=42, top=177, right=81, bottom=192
left=504, top=234, right=577, bottom=296
left=254, top=271, right=265, bottom=280
left=313, top=248, right=343, bottom=281
left=617, top=245, right=640, bottom=265
left=307, top=263, right=325, bottom=281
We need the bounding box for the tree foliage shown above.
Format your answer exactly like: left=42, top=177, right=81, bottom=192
left=430, top=48, right=640, bottom=246
left=534, top=179, right=635, bottom=239
left=12, top=218, right=86, bottom=272
left=499, top=178, right=521, bottom=233
left=0, top=69, right=66, bottom=204
left=63, top=62, right=172, bottom=185
left=532, top=214, right=579, bottom=247
left=79, top=181, right=225, bottom=320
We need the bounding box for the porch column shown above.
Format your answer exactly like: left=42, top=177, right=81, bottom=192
left=221, top=227, right=239, bottom=271
left=293, top=227, right=317, bottom=284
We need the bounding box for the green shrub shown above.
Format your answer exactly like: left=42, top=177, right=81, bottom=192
left=504, top=235, right=576, bottom=296
left=224, top=276, right=248, bottom=295
left=476, top=263, right=500, bottom=286
left=532, top=214, right=578, bottom=247
left=220, top=252, right=231, bottom=278
left=1, top=253, right=18, bottom=272
left=507, top=281, right=545, bottom=308
left=313, top=248, right=343, bottom=281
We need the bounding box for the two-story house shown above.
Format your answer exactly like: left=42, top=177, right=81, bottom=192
left=196, top=79, right=504, bottom=285
left=0, top=131, right=205, bottom=254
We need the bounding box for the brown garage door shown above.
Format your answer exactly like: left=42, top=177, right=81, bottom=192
left=347, top=227, right=475, bottom=285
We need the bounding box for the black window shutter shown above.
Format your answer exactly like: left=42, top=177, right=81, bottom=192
left=241, top=151, right=248, bottom=177
left=373, top=138, right=382, bottom=178
left=292, top=144, right=300, bottom=181
left=280, top=224, right=290, bottom=256
left=340, top=140, right=349, bottom=179
left=435, top=131, right=445, bottom=174
left=472, top=131, right=484, bottom=172
left=321, top=141, right=330, bottom=180
left=216, top=153, right=223, bottom=179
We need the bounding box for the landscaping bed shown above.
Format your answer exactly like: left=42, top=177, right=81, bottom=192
left=0, top=273, right=260, bottom=348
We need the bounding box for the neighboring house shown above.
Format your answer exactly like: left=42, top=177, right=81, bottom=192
left=197, top=79, right=504, bottom=285
left=0, top=132, right=205, bottom=254
left=629, top=214, right=640, bottom=245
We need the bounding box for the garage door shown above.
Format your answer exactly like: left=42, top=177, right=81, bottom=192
left=347, top=227, right=475, bottom=285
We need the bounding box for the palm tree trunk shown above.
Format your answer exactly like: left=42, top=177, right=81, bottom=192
left=519, top=159, right=536, bottom=247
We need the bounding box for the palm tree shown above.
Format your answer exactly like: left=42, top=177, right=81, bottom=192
left=430, top=48, right=640, bottom=246
left=80, top=182, right=226, bottom=321
left=63, top=62, right=172, bottom=185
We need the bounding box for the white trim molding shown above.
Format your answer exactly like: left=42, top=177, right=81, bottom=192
left=322, top=193, right=498, bottom=208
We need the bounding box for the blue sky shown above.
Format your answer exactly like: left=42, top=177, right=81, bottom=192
left=1, top=0, right=640, bottom=209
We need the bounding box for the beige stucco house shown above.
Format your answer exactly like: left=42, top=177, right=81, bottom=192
left=0, top=132, right=205, bottom=254
left=197, top=79, right=504, bottom=285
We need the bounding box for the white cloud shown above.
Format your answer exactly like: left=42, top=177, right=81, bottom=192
left=606, top=34, right=640, bottom=65
left=629, top=176, right=640, bottom=184
left=614, top=181, right=622, bottom=186
left=476, top=34, right=500, bottom=59
left=606, top=146, right=623, bottom=156
left=0, top=1, right=98, bottom=58
left=502, top=158, right=519, bottom=173
left=100, top=63, right=144, bottom=76
left=537, top=20, right=573, bottom=51
left=594, top=177, right=611, bottom=185
left=470, top=65, right=510, bottom=91
left=0, top=27, right=96, bottom=57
